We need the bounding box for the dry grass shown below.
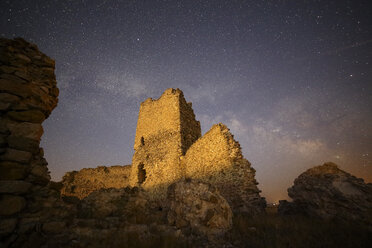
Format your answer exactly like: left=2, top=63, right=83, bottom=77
left=226, top=208, right=372, bottom=248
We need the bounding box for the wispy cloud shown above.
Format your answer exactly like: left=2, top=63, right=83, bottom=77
left=95, top=70, right=156, bottom=99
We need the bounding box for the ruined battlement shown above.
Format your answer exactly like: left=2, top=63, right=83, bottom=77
left=133, top=88, right=200, bottom=153
left=129, top=88, right=201, bottom=196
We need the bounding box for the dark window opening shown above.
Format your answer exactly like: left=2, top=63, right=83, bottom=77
left=138, top=163, right=146, bottom=184
left=140, top=137, right=145, bottom=146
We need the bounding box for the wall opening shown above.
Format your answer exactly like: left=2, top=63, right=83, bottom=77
left=138, top=163, right=146, bottom=184
left=140, top=137, right=145, bottom=146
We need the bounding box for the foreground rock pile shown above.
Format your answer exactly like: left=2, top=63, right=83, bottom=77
left=278, top=162, right=372, bottom=225
left=167, top=179, right=232, bottom=236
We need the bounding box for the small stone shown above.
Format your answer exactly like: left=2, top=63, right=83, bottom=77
left=0, top=93, right=20, bottom=104
left=7, top=122, right=43, bottom=141
left=0, top=135, right=6, bottom=147
left=0, top=65, right=17, bottom=74
left=42, top=56, right=55, bottom=67
left=0, top=195, right=26, bottom=216
left=0, top=161, right=27, bottom=180
left=42, top=221, right=66, bottom=234
left=0, top=121, right=8, bottom=134
left=0, top=79, right=32, bottom=98
left=0, top=73, right=28, bottom=84
left=0, top=218, right=17, bottom=236
left=7, top=110, right=45, bottom=123
left=7, top=135, right=39, bottom=153
left=14, top=70, right=31, bottom=81
left=0, top=102, right=11, bottom=111
left=30, top=164, right=49, bottom=180
left=0, top=180, right=32, bottom=194
left=0, top=148, right=32, bottom=164
left=14, top=53, right=31, bottom=63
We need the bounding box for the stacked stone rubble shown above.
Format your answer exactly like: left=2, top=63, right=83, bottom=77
left=0, top=38, right=59, bottom=240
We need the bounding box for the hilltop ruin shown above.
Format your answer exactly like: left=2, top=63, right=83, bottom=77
left=61, top=88, right=266, bottom=214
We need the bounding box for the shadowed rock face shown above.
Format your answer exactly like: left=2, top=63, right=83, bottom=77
left=167, top=179, right=233, bottom=236
left=278, top=162, right=372, bottom=225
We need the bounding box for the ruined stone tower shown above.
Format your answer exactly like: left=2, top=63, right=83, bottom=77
left=129, top=88, right=201, bottom=196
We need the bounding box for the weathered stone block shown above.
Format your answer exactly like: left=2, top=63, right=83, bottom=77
left=7, top=122, right=43, bottom=141
left=0, top=135, right=6, bottom=147
left=0, top=79, right=31, bottom=98
left=30, top=164, right=50, bottom=180
left=7, top=135, right=40, bottom=153
left=0, top=180, right=32, bottom=194
left=14, top=53, right=31, bottom=64
left=0, top=195, right=26, bottom=216
left=0, top=93, right=20, bottom=104
left=7, top=110, right=45, bottom=123
left=0, top=65, right=17, bottom=74
left=0, top=148, right=32, bottom=164
left=0, top=102, right=10, bottom=111
left=42, top=221, right=66, bottom=234
left=0, top=218, right=17, bottom=236
left=0, top=161, right=27, bottom=180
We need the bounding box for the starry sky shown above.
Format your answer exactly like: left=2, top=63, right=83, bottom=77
left=1, top=0, right=371, bottom=202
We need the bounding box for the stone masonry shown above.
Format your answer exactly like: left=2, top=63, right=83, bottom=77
left=60, top=165, right=131, bottom=199
left=128, top=88, right=265, bottom=213
left=60, top=88, right=265, bottom=214
left=129, top=88, right=201, bottom=198
left=0, top=38, right=73, bottom=245
left=182, top=124, right=266, bottom=214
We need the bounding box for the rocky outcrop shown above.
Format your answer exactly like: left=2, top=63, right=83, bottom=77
left=182, top=124, right=266, bottom=215
left=167, top=179, right=233, bottom=236
left=61, top=165, right=132, bottom=199
left=278, top=162, right=372, bottom=225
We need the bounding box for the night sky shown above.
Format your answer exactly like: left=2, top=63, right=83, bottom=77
left=1, top=0, right=371, bottom=202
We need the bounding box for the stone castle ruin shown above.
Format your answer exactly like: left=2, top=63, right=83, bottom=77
left=129, top=89, right=201, bottom=196
left=1, top=38, right=371, bottom=247
left=62, top=88, right=266, bottom=214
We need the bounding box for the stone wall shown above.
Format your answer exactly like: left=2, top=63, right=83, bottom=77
left=0, top=38, right=74, bottom=245
left=129, top=88, right=201, bottom=198
left=182, top=124, right=266, bottom=214
left=60, top=165, right=132, bottom=199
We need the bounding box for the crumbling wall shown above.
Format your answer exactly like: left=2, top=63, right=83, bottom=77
left=0, top=38, right=77, bottom=246
left=60, top=165, right=132, bottom=199
left=129, top=88, right=201, bottom=198
left=182, top=124, right=266, bottom=214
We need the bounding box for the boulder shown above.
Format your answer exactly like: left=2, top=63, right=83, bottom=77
left=279, top=162, right=372, bottom=225
left=167, top=179, right=232, bottom=236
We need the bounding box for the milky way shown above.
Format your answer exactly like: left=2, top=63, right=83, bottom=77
left=1, top=0, right=371, bottom=202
